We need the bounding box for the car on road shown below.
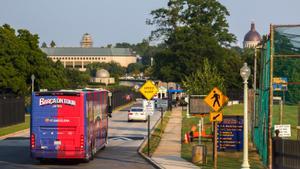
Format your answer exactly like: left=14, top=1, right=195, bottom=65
left=128, top=107, right=147, bottom=122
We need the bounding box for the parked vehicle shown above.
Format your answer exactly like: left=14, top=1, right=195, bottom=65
left=30, top=89, right=112, bottom=162
left=128, top=107, right=147, bottom=122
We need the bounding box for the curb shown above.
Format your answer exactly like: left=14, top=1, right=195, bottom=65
left=137, top=111, right=170, bottom=169
left=0, top=128, right=30, bottom=140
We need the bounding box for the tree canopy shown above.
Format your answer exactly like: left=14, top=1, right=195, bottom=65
left=147, top=0, right=243, bottom=90
left=0, top=24, right=88, bottom=95
left=182, top=58, right=225, bottom=94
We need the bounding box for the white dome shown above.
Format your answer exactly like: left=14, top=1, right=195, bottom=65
left=96, top=69, right=110, bottom=78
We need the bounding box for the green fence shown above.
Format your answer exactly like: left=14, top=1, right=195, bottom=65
left=254, top=25, right=300, bottom=167
left=254, top=40, right=270, bottom=166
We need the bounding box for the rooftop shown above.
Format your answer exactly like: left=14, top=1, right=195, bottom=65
left=41, top=47, right=135, bottom=56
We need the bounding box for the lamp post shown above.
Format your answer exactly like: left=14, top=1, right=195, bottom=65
left=31, top=74, right=35, bottom=93
left=240, top=62, right=251, bottom=169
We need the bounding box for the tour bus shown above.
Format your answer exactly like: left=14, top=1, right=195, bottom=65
left=30, top=89, right=112, bottom=162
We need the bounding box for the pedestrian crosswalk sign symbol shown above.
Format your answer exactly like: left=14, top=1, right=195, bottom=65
left=204, top=87, right=228, bottom=112
left=209, top=112, right=223, bottom=122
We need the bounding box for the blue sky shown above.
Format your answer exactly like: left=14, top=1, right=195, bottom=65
left=0, top=0, right=299, bottom=47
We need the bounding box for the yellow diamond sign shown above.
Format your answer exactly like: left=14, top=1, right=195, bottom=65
left=209, top=112, right=223, bottom=122
left=204, top=87, right=228, bottom=112
left=139, top=80, right=158, bottom=100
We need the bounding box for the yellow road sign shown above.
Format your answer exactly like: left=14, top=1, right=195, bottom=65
left=209, top=112, right=223, bottom=122
left=139, top=80, right=158, bottom=100
left=204, top=87, right=228, bottom=111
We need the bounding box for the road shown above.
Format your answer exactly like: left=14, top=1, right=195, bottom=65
left=0, top=101, right=162, bottom=169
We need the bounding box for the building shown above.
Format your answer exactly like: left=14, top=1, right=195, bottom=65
left=42, top=33, right=137, bottom=71
left=243, top=22, right=262, bottom=48
left=90, top=69, right=115, bottom=85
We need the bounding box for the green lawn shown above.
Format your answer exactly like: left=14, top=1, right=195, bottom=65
left=181, top=103, right=299, bottom=168
left=223, top=103, right=299, bottom=140
left=181, top=110, right=265, bottom=169
left=0, top=115, right=30, bottom=137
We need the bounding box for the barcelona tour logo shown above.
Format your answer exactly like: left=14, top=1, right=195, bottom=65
left=39, top=98, right=76, bottom=106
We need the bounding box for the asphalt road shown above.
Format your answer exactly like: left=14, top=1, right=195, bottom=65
left=0, top=101, right=162, bottom=169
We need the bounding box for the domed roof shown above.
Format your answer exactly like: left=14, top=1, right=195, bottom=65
left=96, top=69, right=110, bottom=78
left=244, top=23, right=261, bottom=42
left=80, top=33, right=93, bottom=47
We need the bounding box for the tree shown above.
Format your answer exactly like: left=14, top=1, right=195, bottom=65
left=65, top=68, right=89, bottom=88
left=127, top=62, right=144, bottom=75
left=115, top=42, right=132, bottom=48
left=148, top=0, right=236, bottom=83
left=182, top=58, right=225, bottom=95
left=41, top=42, right=47, bottom=48
left=50, top=40, right=56, bottom=47
left=0, top=24, right=75, bottom=95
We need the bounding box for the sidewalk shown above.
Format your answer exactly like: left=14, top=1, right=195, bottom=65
left=152, top=107, right=199, bottom=169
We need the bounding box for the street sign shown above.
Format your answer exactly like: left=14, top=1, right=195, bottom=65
left=274, top=124, right=291, bottom=137
left=209, top=112, right=223, bottom=122
left=156, top=99, right=168, bottom=109
left=139, top=80, right=158, bottom=100
left=273, top=77, right=288, bottom=91
left=143, top=100, right=155, bottom=116
left=204, top=87, right=228, bottom=112
left=189, top=95, right=210, bottom=115
left=217, top=115, right=243, bottom=151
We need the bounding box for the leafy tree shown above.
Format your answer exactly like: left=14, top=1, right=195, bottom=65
left=127, top=62, right=144, bottom=75
left=41, top=42, right=47, bottom=48
left=182, top=58, right=225, bottom=95
left=0, top=24, right=84, bottom=95
left=115, top=39, right=163, bottom=66
left=115, top=42, right=132, bottom=48
left=65, top=68, right=89, bottom=88
left=148, top=0, right=236, bottom=84
left=50, top=40, right=56, bottom=47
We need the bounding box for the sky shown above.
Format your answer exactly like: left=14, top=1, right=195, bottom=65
left=0, top=0, right=299, bottom=47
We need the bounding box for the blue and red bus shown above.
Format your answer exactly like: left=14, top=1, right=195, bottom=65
left=30, top=89, right=112, bottom=162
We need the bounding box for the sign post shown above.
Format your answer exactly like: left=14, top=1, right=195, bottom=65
left=213, top=121, right=218, bottom=169
left=139, top=80, right=158, bottom=156
left=204, top=87, right=228, bottom=169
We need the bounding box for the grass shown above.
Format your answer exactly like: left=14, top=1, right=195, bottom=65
left=0, top=115, right=30, bottom=137
left=142, top=110, right=172, bottom=156
left=223, top=103, right=299, bottom=140
left=181, top=108, right=265, bottom=169
left=181, top=103, right=299, bottom=168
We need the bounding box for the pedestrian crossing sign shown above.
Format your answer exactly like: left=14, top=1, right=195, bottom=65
left=209, top=112, right=223, bottom=122
left=204, top=87, right=228, bottom=111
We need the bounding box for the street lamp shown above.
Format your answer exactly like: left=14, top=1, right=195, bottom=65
left=240, top=63, right=250, bottom=169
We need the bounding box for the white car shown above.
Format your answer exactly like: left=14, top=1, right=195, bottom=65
left=128, top=107, right=147, bottom=122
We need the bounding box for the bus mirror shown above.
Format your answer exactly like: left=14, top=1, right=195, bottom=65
left=108, top=106, right=112, bottom=118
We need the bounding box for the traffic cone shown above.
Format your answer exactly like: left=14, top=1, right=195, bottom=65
left=184, top=133, right=190, bottom=144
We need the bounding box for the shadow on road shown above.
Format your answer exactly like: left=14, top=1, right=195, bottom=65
left=0, top=137, right=82, bottom=166
left=0, top=138, right=37, bottom=165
